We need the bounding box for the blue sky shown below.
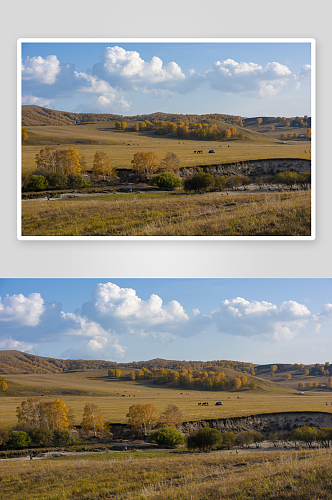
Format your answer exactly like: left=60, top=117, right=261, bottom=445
left=0, top=278, right=330, bottom=365
left=20, top=40, right=312, bottom=117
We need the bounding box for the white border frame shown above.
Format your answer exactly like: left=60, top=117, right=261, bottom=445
left=17, top=38, right=316, bottom=241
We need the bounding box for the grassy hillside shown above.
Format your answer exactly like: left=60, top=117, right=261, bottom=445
left=1, top=448, right=332, bottom=500
left=21, top=190, right=311, bottom=237
left=255, top=362, right=332, bottom=391
left=22, top=106, right=245, bottom=128
left=2, top=366, right=331, bottom=428
left=21, top=106, right=311, bottom=175
left=0, top=349, right=116, bottom=374
left=1, top=363, right=331, bottom=428
left=2, top=352, right=329, bottom=428
left=22, top=125, right=310, bottom=175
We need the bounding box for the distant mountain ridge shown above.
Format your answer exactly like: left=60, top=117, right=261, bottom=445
left=0, top=350, right=255, bottom=374
left=22, top=105, right=246, bottom=127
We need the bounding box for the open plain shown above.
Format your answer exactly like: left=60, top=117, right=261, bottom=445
left=21, top=112, right=312, bottom=237
left=1, top=367, right=331, bottom=428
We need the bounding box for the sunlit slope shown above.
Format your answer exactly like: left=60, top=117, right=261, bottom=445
left=0, top=368, right=330, bottom=428
left=22, top=124, right=310, bottom=174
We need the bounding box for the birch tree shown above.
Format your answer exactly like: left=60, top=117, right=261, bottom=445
left=81, top=403, right=104, bottom=437
left=127, top=404, right=159, bottom=436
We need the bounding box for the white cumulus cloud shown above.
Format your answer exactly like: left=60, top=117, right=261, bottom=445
left=0, top=293, right=45, bottom=327
left=210, top=297, right=312, bottom=341
left=22, top=55, right=61, bottom=84
left=205, top=58, right=294, bottom=97
left=92, top=46, right=186, bottom=92
left=81, top=282, right=189, bottom=336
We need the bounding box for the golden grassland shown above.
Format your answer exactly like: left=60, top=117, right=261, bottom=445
left=22, top=123, right=311, bottom=174
left=21, top=190, right=311, bottom=237
left=1, top=369, right=331, bottom=429
left=1, top=448, right=332, bottom=499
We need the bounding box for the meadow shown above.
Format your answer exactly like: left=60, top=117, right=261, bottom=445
left=1, top=447, right=332, bottom=499
left=2, top=362, right=332, bottom=499
left=21, top=120, right=312, bottom=237
left=22, top=122, right=310, bottom=174
left=1, top=368, right=331, bottom=429
left=21, top=190, right=311, bottom=237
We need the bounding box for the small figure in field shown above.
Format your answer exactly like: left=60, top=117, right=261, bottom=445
left=130, top=188, right=132, bottom=194
left=30, top=454, right=33, bottom=460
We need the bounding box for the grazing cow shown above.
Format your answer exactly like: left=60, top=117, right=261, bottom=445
left=194, top=151, right=197, bottom=153
left=198, top=402, right=202, bottom=406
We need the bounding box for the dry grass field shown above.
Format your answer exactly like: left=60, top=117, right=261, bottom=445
left=22, top=123, right=311, bottom=174
left=2, top=361, right=331, bottom=499
left=1, top=368, right=331, bottom=429
left=21, top=122, right=312, bottom=237
left=1, top=448, right=332, bottom=499
left=21, top=190, right=311, bottom=237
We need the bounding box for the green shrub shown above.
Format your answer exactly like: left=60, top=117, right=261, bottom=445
left=67, top=174, right=85, bottom=189
left=30, top=427, right=54, bottom=447
left=187, top=426, right=223, bottom=452
left=47, top=172, right=68, bottom=189
left=214, top=175, right=227, bottom=191
left=222, top=431, right=236, bottom=449
left=148, top=427, right=186, bottom=446
left=53, top=429, right=73, bottom=447
left=184, top=172, right=215, bottom=193
left=150, top=172, right=183, bottom=189
left=274, top=170, right=298, bottom=188
left=28, top=175, right=49, bottom=191
left=9, top=431, right=31, bottom=449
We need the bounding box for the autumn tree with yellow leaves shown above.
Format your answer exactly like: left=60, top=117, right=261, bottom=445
left=35, top=146, right=86, bottom=175
left=81, top=403, right=104, bottom=437
left=232, top=377, right=242, bottom=389
left=22, top=127, right=28, bottom=143
left=158, top=152, right=180, bottom=173
left=131, top=152, right=159, bottom=180
left=159, top=404, right=183, bottom=429
left=127, top=403, right=159, bottom=436
left=224, top=129, right=232, bottom=140
left=91, top=151, right=117, bottom=181
left=16, top=398, right=74, bottom=431
left=0, top=376, right=8, bottom=391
